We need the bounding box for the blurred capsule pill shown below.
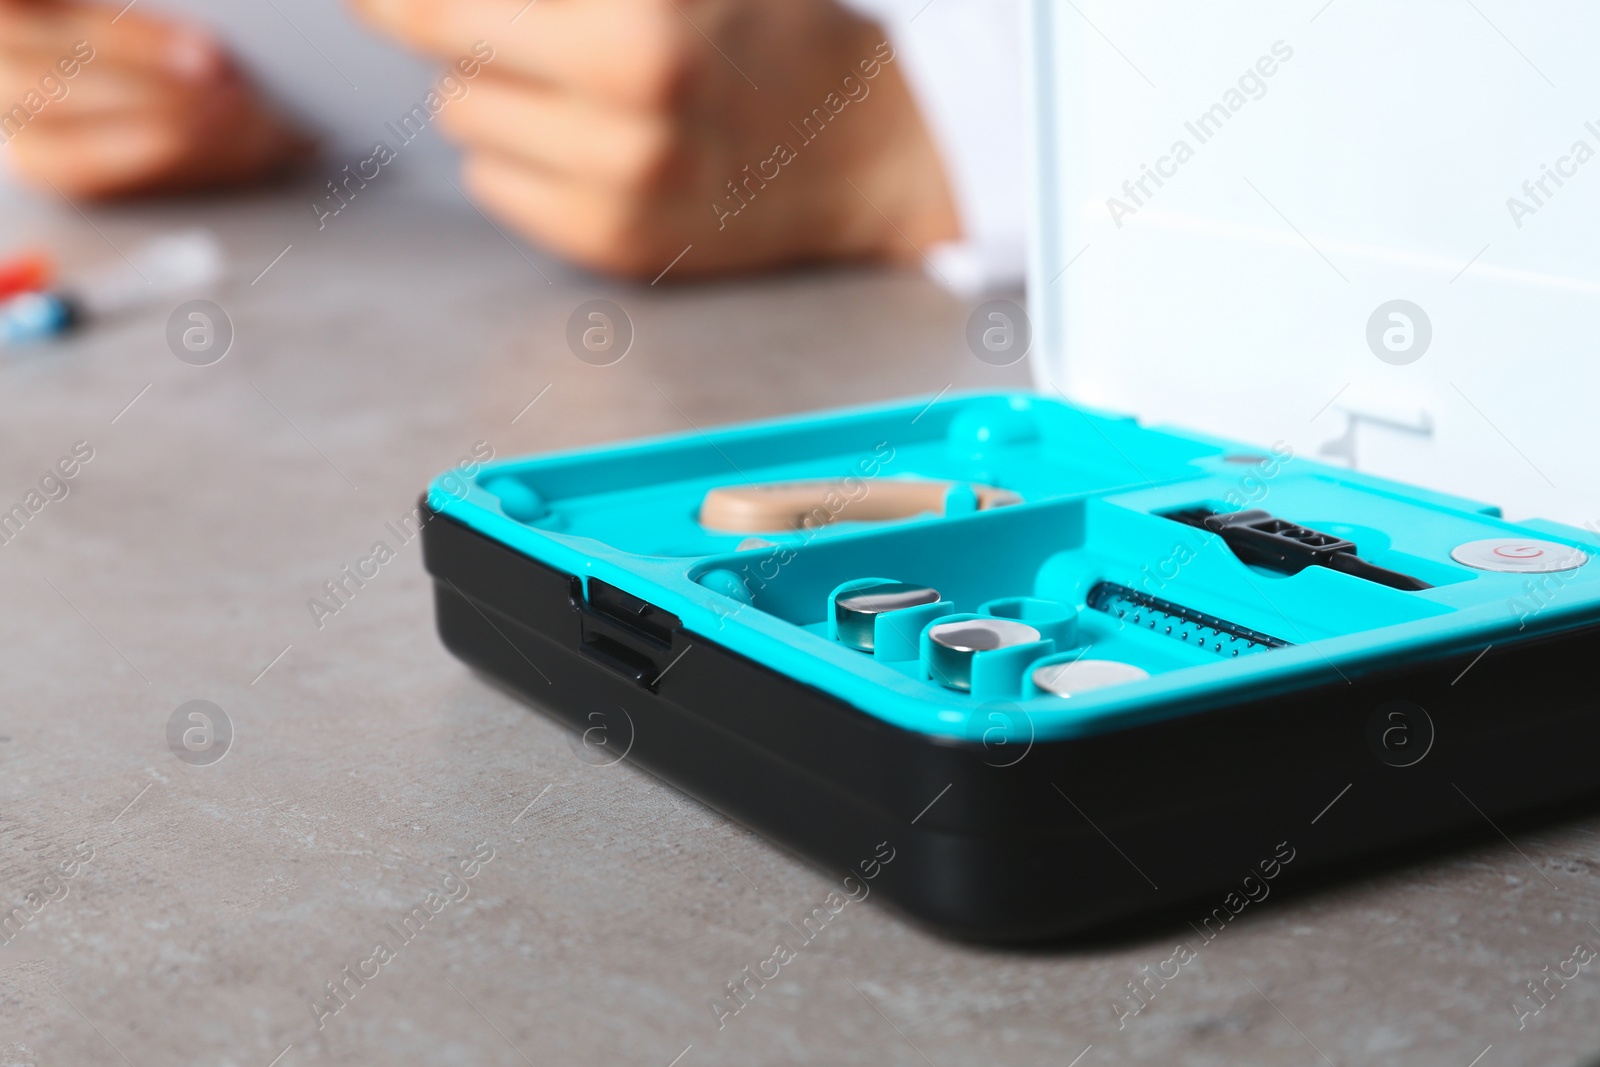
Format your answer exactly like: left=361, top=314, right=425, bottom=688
left=0, top=292, right=78, bottom=346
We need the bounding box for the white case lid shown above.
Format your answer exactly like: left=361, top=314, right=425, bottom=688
left=1025, top=0, right=1600, bottom=523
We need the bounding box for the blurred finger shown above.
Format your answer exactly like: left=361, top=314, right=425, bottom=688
left=350, top=0, right=694, bottom=109
left=1, top=112, right=191, bottom=196
left=0, top=62, right=200, bottom=121
left=1, top=80, right=310, bottom=197
left=440, top=74, right=679, bottom=191
left=0, top=2, right=223, bottom=80
left=461, top=150, right=689, bottom=279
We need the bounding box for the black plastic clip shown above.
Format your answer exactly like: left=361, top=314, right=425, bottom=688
left=571, top=578, right=684, bottom=689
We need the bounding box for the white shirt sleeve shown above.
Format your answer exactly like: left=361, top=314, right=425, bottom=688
left=842, top=0, right=1028, bottom=294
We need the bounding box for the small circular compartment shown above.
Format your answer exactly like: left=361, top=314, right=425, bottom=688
left=926, top=618, right=1041, bottom=692
left=834, top=582, right=943, bottom=652
left=979, top=596, right=1078, bottom=648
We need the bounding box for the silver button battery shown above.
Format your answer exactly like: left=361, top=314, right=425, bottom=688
left=1450, top=538, right=1589, bottom=574
left=926, top=618, right=1041, bottom=691
left=835, top=583, right=942, bottom=652
left=1032, top=659, right=1150, bottom=698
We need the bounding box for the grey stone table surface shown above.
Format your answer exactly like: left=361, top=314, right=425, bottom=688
left=2, top=187, right=1599, bottom=1067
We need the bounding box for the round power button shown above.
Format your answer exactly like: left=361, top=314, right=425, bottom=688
left=1450, top=538, right=1589, bottom=574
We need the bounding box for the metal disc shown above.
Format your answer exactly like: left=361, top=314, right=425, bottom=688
left=926, top=618, right=1042, bottom=691
left=927, top=618, right=1041, bottom=652
left=1032, top=659, right=1150, bottom=698
left=834, top=582, right=941, bottom=651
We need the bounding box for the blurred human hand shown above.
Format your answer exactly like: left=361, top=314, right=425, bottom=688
left=350, top=0, right=960, bottom=279
left=0, top=0, right=311, bottom=198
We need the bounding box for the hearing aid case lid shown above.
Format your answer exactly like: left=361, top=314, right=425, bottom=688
left=430, top=392, right=1600, bottom=743
left=1025, top=0, right=1600, bottom=527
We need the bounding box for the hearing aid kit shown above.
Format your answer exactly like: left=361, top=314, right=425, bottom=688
left=421, top=4, right=1600, bottom=941
left=422, top=392, right=1600, bottom=939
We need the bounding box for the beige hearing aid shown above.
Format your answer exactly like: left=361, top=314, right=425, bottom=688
left=700, top=479, right=1021, bottom=534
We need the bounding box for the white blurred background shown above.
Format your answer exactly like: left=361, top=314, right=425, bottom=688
left=1029, top=0, right=1600, bottom=525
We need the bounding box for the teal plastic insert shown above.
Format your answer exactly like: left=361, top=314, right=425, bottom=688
left=428, top=392, right=1600, bottom=741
